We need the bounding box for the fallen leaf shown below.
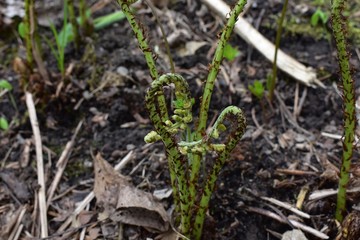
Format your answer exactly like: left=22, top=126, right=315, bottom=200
left=78, top=211, right=96, bottom=225
left=0, top=170, right=31, bottom=202
left=176, top=41, right=208, bottom=57
left=86, top=227, right=101, bottom=240
left=93, top=153, right=169, bottom=232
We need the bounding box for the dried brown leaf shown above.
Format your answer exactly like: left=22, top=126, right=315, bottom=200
left=86, top=227, right=100, bottom=240
left=0, top=170, right=31, bottom=202
left=78, top=211, right=96, bottom=225
left=93, top=153, right=169, bottom=232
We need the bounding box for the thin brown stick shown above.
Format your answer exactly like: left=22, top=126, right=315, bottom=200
left=47, top=120, right=83, bottom=208
left=275, top=168, right=318, bottom=176
left=8, top=205, right=27, bottom=240
left=31, top=191, right=38, bottom=236
left=25, top=92, right=48, bottom=237
left=297, top=87, right=307, bottom=117
left=79, top=204, right=90, bottom=240
left=293, top=82, right=299, bottom=119
left=274, top=91, right=313, bottom=136
left=261, top=196, right=310, bottom=219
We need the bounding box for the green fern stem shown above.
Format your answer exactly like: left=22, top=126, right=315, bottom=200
left=191, top=2, right=247, bottom=230
left=331, top=0, right=356, bottom=222
left=268, top=0, right=288, bottom=101
left=117, top=1, right=169, bottom=121
left=192, top=106, right=246, bottom=239
left=197, top=0, right=247, bottom=137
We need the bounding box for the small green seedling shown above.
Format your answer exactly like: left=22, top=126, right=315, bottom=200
left=0, top=115, right=9, bottom=129
left=44, top=1, right=126, bottom=78
left=18, top=22, right=27, bottom=39
left=57, top=10, right=126, bottom=48
left=0, top=79, right=16, bottom=108
left=0, top=79, right=13, bottom=91
left=0, top=79, right=14, bottom=131
left=44, top=1, right=70, bottom=78
left=0, top=117, right=9, bottom=130
left=311, top=8, right=329, bottom=27
left=93, top=11, right=126, bottom=30
left=223, top=43, right=241, bottom=61
left=248, top=80, right=265, bottom=99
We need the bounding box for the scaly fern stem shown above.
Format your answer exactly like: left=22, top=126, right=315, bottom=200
left=331, top=0, right=356, bottom=222
left=117, top=1, right=168, bottom=121
left=196, top=0, right=247, bottom=137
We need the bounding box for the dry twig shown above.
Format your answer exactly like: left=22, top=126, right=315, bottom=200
left=261, top=196, right=310, bottom=219
left=25, top=92, right=48, bottom=238
left=47, top=120, right=83, bottom=207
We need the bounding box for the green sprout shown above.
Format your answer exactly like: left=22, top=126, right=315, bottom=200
left=115, top=0, right=247, bottom=239
left=43, top=0, right=73, bottom=78
left=44, top=0, right=126, bottom=78
left=58, top=10, right=125, bottom=49
left=93, top=11, right=126, bottom=30
left=311, top=8, right=329, bottom=27
left=248, top=80, right=265, bottom=99
left=0, top=79, right=16, bottom=110
left=0, top=80, right=13, bottom=91
left=0, top=117, right=9, bottom=131
left=331, top=0, right=356, bottom=222
left=18, top=22, right=26, bottom=39
left=0, top=79, right=15, bottom=131
left=223, top=43, right=241, bottom=61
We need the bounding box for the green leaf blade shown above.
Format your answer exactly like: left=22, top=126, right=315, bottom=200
left=0, top=117, right=9, bottom=130
left=0, top=80, right=13, bottom=91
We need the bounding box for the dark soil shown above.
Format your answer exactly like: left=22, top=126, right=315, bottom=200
left=1, top=0, right=360, bottom=239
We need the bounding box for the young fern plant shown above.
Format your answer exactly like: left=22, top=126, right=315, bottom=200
left=116, top=0, right=247, bottom=239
